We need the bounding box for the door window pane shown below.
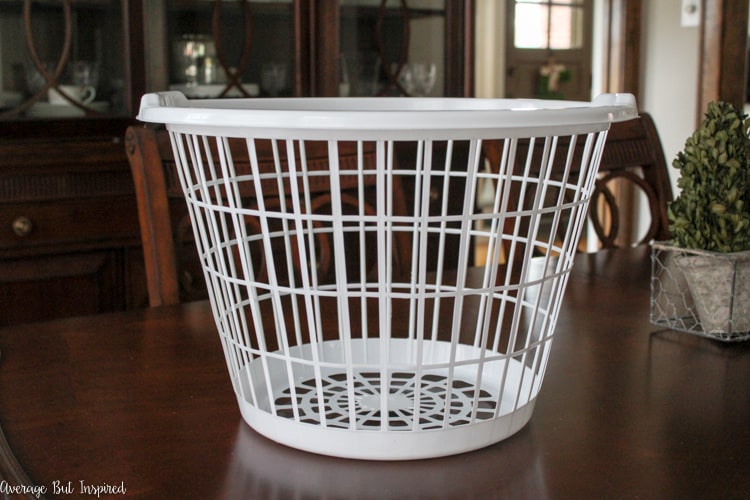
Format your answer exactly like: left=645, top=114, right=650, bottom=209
left=514, top=3, right=549, bottom=49
left=514, top=1, right=584, bottom=50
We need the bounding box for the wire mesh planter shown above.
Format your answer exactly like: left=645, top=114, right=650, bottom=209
left=137, top=92, right=637, bottom=460
left=651, top=242, right=750, bottom=342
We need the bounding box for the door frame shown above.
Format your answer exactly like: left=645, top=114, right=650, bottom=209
left=698, top=0, right=748, bottom=117
left=601, top=0, right=641, bottom=98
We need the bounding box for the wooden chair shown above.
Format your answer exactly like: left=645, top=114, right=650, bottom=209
left=481, top=112, right=672, bottom=257
left=591, top=111, right=673, bottom=247
left=125, top=125, right=411, bottom=307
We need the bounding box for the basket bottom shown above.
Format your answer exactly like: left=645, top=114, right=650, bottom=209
left=232, top=339, right=541, bottom=460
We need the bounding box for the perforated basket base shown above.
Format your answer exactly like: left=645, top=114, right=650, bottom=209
left=233, top=339, right=539, bottom=460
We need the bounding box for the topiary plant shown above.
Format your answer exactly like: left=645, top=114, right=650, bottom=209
left=668, top=101, right=750, bottom=253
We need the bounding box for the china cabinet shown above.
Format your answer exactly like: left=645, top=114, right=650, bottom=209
left=0, top=0, right=474, bottom=325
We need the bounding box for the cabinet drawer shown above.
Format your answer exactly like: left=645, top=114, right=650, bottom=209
left=0, top=250, right=121, bottom=326
left=0, top=197, right=140, bottom=250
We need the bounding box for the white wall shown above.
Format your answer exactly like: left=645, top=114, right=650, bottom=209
left=640, top=0, right=701, bottom=193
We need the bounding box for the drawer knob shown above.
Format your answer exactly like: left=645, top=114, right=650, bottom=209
left=12, top=216, right=33, bottom=237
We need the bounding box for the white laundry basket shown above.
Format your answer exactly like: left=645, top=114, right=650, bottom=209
left=137, top=92, right=637, bottom=460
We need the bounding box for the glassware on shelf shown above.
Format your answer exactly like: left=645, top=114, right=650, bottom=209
left=261, top=62, right=288, bottom=97
left=70, top=61, right=100, bottom=87
left=48, top=85, right=96, bottom=105
left=171, top=34, right=219, bottom=86
left=0, top=0, right=127, bottom=120
left=23, top=59, right=104, bottom=112
left=397, top=62, right=437, bottom=96
left=23, top=60, right=56, bottom=96
left=342, top=52, right=381, bottom=97
left=412, top=62, right=437, bottom=96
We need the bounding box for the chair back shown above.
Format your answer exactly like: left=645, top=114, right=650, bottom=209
left=126, top=126, right=411, bottom=307
left=126, top=126, right=183, bottom=306
left=481, top=111, right=672, bottom=256
left=593, top=111, right=673, bottom=247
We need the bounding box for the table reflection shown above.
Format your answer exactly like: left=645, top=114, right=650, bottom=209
left=219, top=423, right=549, bottom=499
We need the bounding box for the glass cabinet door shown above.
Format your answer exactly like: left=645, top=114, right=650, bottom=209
left=152, top=0, right=297, bottom=98
left=154, top=0, right=455, bottom=99
left=0, top=0, right=127, bottom=120
left=338, top=0, right=446, bottom=97
left=0, top=0, right=471, bottom=120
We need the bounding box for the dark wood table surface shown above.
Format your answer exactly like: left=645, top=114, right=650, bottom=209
left=1, top=246, right=749, bottom=499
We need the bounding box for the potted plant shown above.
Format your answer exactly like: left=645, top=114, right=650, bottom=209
left=664, top=100, right=750, bottom=339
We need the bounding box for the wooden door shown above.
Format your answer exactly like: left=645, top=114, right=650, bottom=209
left=505, top=0, right=593, bottom=100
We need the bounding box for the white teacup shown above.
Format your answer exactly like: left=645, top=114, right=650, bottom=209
left=48, top=84, right=96, bottom=105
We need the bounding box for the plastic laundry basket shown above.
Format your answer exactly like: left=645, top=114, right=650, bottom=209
left=137, top=92, right=637, bottom=460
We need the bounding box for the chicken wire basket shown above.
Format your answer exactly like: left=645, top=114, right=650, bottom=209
left=137, top=91, right=637, bottom=460
left=650, top=242, right=750, bottom=342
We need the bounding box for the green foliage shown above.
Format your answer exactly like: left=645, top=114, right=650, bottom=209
left=535, top=70, right=572, bottom=100
left=668, top=101, right=750, bottom=252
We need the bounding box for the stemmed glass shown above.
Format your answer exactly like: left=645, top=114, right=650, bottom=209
left=261, top=63, right=288, bottom=97
left=397, top=62, right=437, bottom=96
left=411, top=63, right=437, bottom=96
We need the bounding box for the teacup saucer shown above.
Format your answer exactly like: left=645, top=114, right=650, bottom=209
left=27, top=101, right=110, bottom=118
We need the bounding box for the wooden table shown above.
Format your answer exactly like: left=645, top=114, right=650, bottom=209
left=1, top=247, right=748, bottom=499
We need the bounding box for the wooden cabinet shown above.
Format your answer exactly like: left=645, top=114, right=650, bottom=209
left=0, top=0, right=474, bottom=325
left=0, top=120, right=149, bottom=326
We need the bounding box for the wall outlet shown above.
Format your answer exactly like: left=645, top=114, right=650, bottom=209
left=681, top=0, right=701, bottom=27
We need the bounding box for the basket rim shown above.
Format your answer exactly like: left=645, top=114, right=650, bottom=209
left=136, top=91, right=638, bottom=133
left=651, top=240, right=750, bottom=261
